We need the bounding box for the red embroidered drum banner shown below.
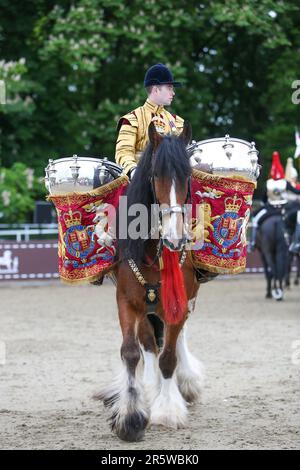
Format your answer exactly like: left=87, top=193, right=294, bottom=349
left=48, top=175, right=128, bottom=283
left=190, top=169, right=256, bottom=274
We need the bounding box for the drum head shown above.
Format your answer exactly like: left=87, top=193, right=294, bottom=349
left=188, top=136, right=260, bottom=181
left=45, top=155, right=124, bottom=194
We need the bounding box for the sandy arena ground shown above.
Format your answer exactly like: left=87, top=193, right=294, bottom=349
left=0, top=275, right=299, bottom=450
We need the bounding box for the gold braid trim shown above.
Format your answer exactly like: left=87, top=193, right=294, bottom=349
left=59, top=262, right=119, bottom=285
left=192, top=169, right=257, bottom=191
left=189, top=170, right=255, bottom=275
left=187, top=250, right=246, bottom=275
left=60, top=271, right=104, bottom=285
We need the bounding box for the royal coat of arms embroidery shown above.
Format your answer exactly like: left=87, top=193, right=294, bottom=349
left=191, top=170, right=256, bottom=274
left=49, top=176, right=128, bottom=283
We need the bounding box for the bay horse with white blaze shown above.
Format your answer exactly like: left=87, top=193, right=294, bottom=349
left=95, top=122, right=204, bottom=442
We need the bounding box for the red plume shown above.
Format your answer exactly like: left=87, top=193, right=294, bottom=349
left=270, top=151, right=285, bottom=180
left=160, top=247, right=187, bottom=325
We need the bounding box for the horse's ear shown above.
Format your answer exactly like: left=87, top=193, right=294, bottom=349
left=148, top=122, right=163, bottom=150
left=179, top=121, right=192, bottom=146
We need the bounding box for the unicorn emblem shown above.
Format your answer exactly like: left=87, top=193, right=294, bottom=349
left=93, top=203, right=115, bottom=248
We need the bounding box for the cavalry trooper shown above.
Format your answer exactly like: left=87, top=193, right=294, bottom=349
left=285, top=158, right=300, bottom=253
left=249, top=151, right=300, bottom=252
left=115, top=63, right=184, bottom=179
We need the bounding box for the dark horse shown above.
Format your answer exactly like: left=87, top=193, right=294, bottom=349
left=95, top=122, right=204, bottom=441
left=284, top=205, right=300, bottom=287
left=256, top=211, right=289, bottom=300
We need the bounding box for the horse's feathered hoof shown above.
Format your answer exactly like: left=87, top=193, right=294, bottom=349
left=113, top=411, right=148, bottom=442
left=272, top=288, right=283, bottom=301
left=150, top=378, right=188, bottom=429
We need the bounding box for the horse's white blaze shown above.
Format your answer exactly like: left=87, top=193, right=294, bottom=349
left=150, top=375, right=188, bottom=428
left=140, top=346, right=160, bottom=405
left=176, top=322, right=205, bottom=404
left=169, top=180, right=178, bottom=240
left=161, top=179, right=182, bottom=248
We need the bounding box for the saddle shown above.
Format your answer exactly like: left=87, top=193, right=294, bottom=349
left=258, top=205, right=284, bottom=227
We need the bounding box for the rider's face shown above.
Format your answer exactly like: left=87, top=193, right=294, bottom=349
left=153, top=84, right=175, bottom=106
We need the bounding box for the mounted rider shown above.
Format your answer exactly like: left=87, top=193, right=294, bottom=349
left=284, top=158, right=300, bottom=253
left=249, top=151, right=300, bottom=252
left=115, top=63, right=216, bottom=285
left=115, top=63, right=184, bottom=179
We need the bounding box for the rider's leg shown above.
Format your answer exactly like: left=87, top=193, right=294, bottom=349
left=249, top=207, right=268, bottom=251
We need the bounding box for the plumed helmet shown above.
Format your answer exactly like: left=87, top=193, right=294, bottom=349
left=291, top=167, right=298, bottom=179
left=144, top=63, right=182, bottom=88
left=269, top=151, right=285, bottom=180
left=285, top=156, right=298, bottom=182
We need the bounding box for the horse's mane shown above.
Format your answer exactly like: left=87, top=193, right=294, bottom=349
left=118, top=133, right=191, bottom=262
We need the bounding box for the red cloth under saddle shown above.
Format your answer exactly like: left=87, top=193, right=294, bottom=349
left=49, top=170, right=255, bottom=283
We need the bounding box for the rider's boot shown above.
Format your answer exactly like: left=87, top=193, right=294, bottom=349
left=248, top=224, right=257, bottom=253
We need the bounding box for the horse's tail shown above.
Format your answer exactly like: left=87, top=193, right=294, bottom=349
left=161, top=247, right=187, bottom=325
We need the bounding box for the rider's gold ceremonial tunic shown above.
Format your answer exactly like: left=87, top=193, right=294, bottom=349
left=115, top=98, right=184, bottom=175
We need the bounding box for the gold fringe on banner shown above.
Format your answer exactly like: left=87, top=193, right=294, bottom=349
left=190, top=170, right=256, bottom=275
left=46, top=174, right=128, bottom=284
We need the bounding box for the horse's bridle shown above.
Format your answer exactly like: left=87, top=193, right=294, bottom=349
left=127, top=162, right=191, bottom=304
left=149, top=175, right=192, bottom=252
left=150, top=175, right=191, bottom=219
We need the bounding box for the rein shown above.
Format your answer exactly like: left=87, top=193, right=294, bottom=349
left=126, top=137, right=192, bottom=322
left=150, top=175, right=192, bottom=217
left=128, top=250, right=187, bottom=313
left=141, top=175, right=191, bottom=269
left=129, top=249, right=187, bottom=285
left=127, top=175, right=190, bottom=313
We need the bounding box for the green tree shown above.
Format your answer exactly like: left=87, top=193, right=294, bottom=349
left=0, top=162, right=46, bottom=223
left=0, top=0, right=299, bottom=197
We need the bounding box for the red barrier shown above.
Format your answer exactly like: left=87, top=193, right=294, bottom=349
left=0, top=239, right=266, bottom=282
left=0, top=240, right=58, bottom=281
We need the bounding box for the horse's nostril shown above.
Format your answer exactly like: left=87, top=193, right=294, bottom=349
left=163, top=238, right=186, bottom=252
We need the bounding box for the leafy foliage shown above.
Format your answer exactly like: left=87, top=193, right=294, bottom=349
left=0, top=0, right=300, bottom=220
left=0, top=163, right=46, bottom=223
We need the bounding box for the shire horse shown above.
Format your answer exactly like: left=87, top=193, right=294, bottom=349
left=95, top=122, right=204, bottom=441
